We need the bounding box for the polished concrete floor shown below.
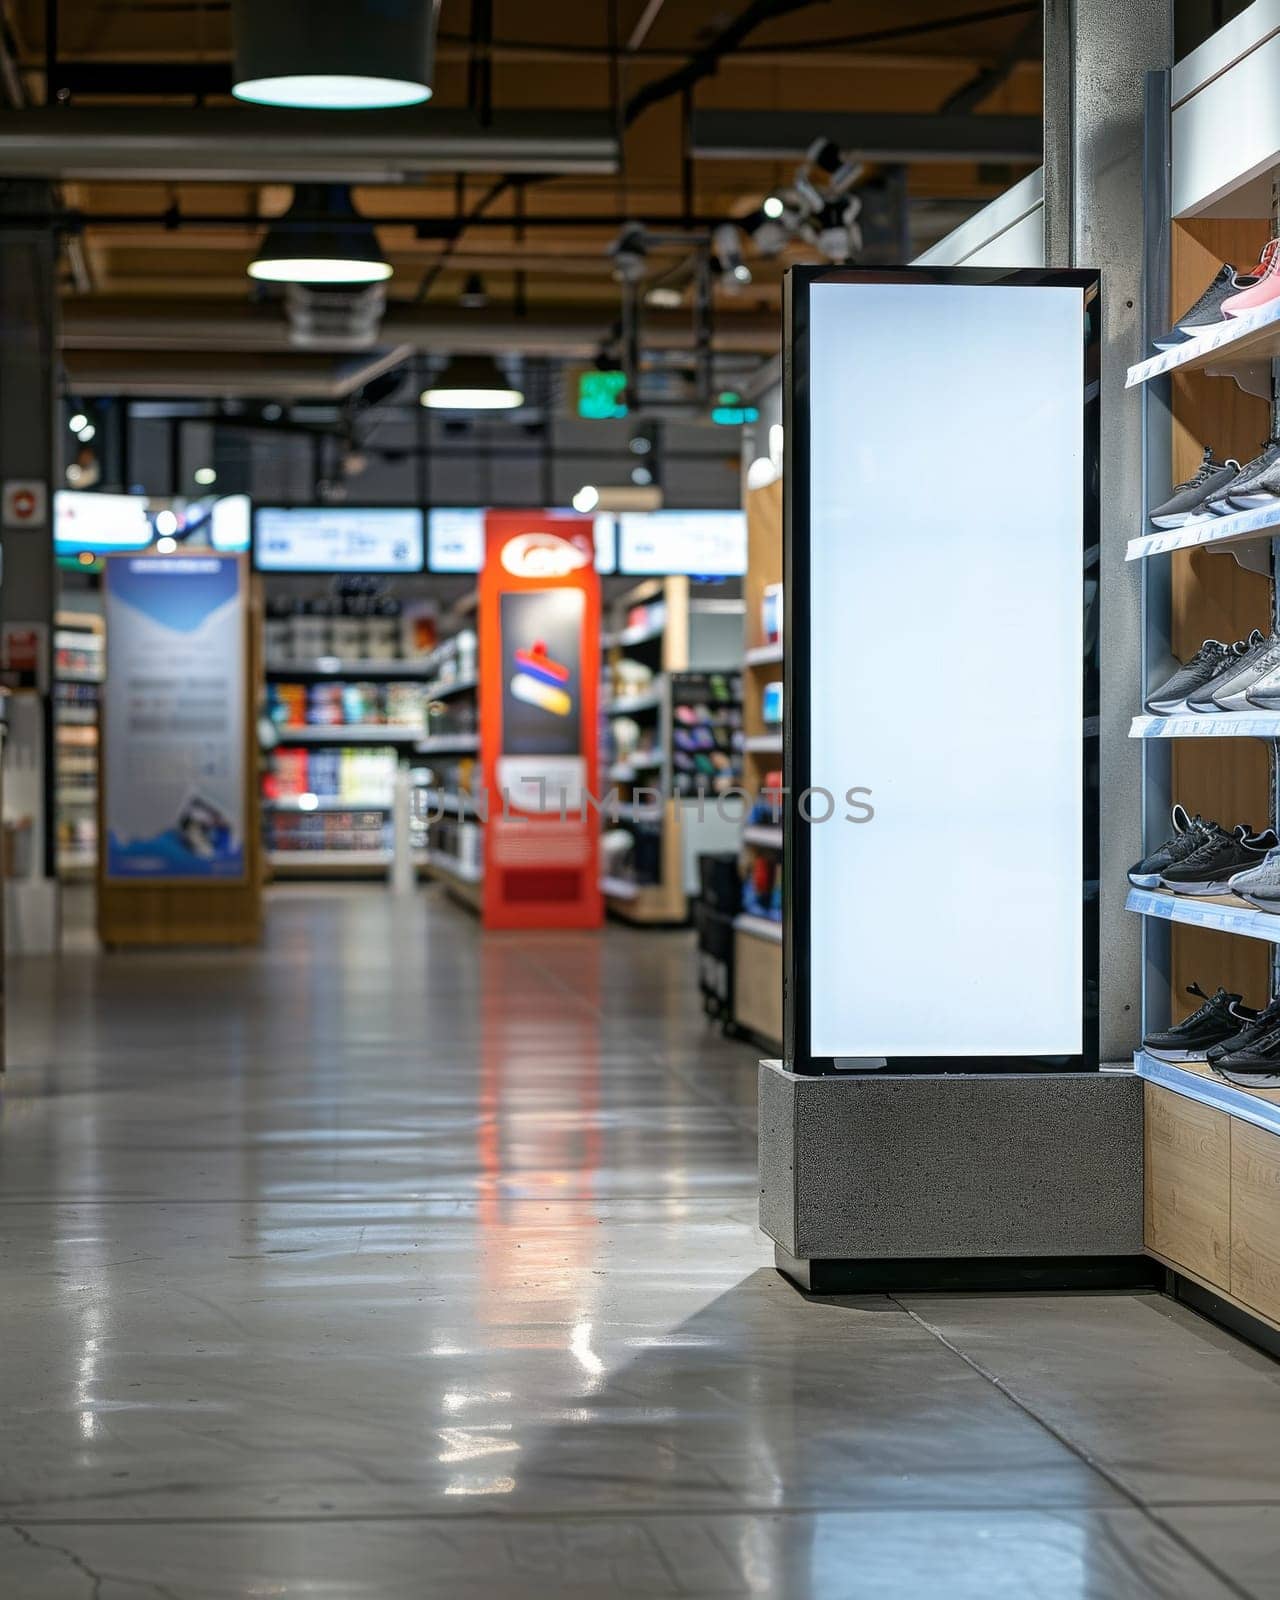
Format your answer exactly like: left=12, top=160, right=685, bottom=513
left=3, top=886, right=1280, bottom=1597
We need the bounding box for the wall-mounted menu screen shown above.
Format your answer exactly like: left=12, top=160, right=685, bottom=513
left=617, top=510, right=747, bottom=576
left=253, top=506, right=425, bottom=573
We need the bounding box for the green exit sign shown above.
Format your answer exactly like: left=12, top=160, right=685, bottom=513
left=578, top=370, right=628, bottom=419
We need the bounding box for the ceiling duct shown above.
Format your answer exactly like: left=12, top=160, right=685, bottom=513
left=0, top=109, right=616, bottom=181
left=284, top=283, right=388, bottom=351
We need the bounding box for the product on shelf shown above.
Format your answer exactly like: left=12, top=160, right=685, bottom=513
left=1205, top=437, right=1280, bottom=512
left=747, top=770, right=784, bottom=826
left=1186, top=629, right=1267, bottom=711
left=761, top=582, right=782, bottom=646
left=741, top=849, right=782, bottom=922
left=265, top=593, right=416, bottom=664
left=1149, top=447, right=1242, bottom=528
left=1208, top=633, right=1280, bottom=711
left=1152, top=244, right=1278, bottom=349
left=1127, top=803, right=1205, bottom=886
left=1224, top=845, right=1280, bottom=910
left=761, top=680, right=783, bottom=726
left=1141, top=982, right=1258, bottom=1063
left=612, top=657, right=655, bottom=699
left=1146, top=639, right=1239, bottom=714
left=1222, top=239, right=1280, bottom=318
left=1157, top=821, right=1277, bottom=896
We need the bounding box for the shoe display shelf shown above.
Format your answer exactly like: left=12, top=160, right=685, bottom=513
left=599, top=577, right=743, bottom=925
left=1127, top=10, right=1280, bottom=1336
left=1130, top=711, right=1280, bottom=737
left=54, top=610, right=104, bottom=881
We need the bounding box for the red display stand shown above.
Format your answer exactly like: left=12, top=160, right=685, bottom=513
left=478, top=512, right=602, bottom=929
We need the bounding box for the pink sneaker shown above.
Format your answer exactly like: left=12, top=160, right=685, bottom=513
left=1222, top=237, right=1280, bottom=317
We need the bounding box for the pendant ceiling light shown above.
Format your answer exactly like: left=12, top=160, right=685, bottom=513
left=232, top=0, right=441, bottom=110
left=420, top=356, right=525, bottom=411
left=248, top=184, right=392, bottom=285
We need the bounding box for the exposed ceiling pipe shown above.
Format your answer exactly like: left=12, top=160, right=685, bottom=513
left=64, top=343, right=418, bottom=401
left=59, top=302, right=781, bottom=358
left=0, top=107, right=617, bottom=181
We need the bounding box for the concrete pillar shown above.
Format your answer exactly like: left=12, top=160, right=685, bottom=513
left=0, top=181, right=61, bottom=948
left=1043, top=0, right=1175, bottom=1062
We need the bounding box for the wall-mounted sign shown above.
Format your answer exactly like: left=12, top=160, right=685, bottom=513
left=4, top=479, right=49, bottom=528
left=103, top=555, right=248, bottom=881
left=617, top=509, right=747, bottom=576
left=785, top=265, right=1100, bottom=1072
left=428, top=507, right=616, bottom=575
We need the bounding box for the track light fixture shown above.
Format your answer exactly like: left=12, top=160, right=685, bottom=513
left=232, top=0, right=441, bottom=109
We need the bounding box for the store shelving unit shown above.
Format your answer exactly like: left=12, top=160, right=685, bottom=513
left=733, top=476, right=785, bottom=1045
left=416, top=631, right=483, bottom=911
left=599, top=577, right=743, bottom=923
left=53, top=611, right=104, bottom=881
left=1127, top=16, right=1280, bottom=1336
left=261, top=626, right=482, bottom=885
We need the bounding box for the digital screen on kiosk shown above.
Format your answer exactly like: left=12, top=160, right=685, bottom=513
left=617, top=509, right=747, bottom=576
left=499, top=590, right=585, bottom=758
left=253, top=506, right=424, bottom=573
left=796, top=273, right=1094, bottom=1065
left=428, top=508, right=616, bottom=574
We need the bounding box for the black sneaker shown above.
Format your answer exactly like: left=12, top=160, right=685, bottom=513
left=1186, top=630, right=1262, bottom=711
left=1211, top=1016, right=1280, bottom=1088
left=1159, top=823, right=1279, bottom=896
left=1128, top=804, right=1209, bottom=887
left=1206, top=995, right=1280, bottom=1067
left=1149, top=448, right=1242, bottom=529
left=1143, top=984, right=1257, bottom=1063
left=1146, top=639, right=1238, bottom=713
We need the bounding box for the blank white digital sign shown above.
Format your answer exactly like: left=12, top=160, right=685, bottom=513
left=805, top=280, right=1084, bottom=1059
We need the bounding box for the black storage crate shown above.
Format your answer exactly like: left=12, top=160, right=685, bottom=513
left=698, top=851, right=741, bottom=916
left=695, top=903, right=736, bottom=1030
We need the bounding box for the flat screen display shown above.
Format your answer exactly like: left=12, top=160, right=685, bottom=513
left=55, top=491, right=152, bottom=556
left=428, top=508, right=616, bottom=574
left=253, top=506, right=424, bottom=573
left=499, top=590, right=584, bottom=757
left=617, top=510, right=747, bottom=576
left=794, top=271, right=1095, bottom=1065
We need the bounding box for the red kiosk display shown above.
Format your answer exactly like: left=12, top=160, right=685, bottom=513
left=479, top=512, right=602, bottom=930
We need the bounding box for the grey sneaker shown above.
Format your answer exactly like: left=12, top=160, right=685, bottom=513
left=1186, top=629, right=1262, bottom=711
left=1149, top=448, right=1242, bottom=529
left=1207, top=438, right=1280, bottom=512
left=1246, top=658, right=1280, bottom=711
left=1229, top=847, right=1280, bottom=911
left=1211, top=632, right=1280, bottom=710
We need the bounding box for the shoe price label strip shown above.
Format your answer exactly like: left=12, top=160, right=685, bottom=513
left=1126, top=886, right=1280, bottom=943
left=1135, top=1053, right=1280, bottom=1137
left=1126, top=502, right=1280, bottom=562
left=1125, top=297, right=1280, bottom=388
left=1130, top=713, right=1280, bottom=738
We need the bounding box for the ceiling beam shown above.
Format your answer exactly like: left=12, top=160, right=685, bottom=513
left=691, top=108, right=1041, bottom=165
left=0, top=107, right=617, bottom=180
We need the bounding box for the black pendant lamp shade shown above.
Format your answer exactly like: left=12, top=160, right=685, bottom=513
left=248, top=184, right=392, bottom=285
left=420, top=356, right=525, bottom=411
left=232, top=0, right=441, bottom=110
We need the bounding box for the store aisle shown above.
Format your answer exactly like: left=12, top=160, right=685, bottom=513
left=2, top=889, right=1280, bottom=1598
